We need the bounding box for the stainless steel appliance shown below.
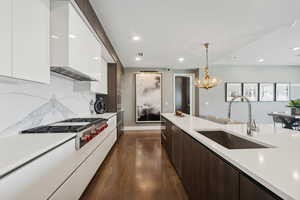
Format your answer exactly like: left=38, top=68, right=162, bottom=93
left=21, top=118, right=108, bottom=149
left=94, top=96, right=106, bottom=114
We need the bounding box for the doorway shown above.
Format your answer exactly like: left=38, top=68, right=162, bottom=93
left=174, top=74, right=192, bottom=114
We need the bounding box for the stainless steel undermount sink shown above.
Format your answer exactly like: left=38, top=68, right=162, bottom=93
left=196, top=130, right=270, bottom=149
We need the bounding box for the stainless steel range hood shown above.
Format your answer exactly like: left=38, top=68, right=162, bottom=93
left=51, top=66, right=96, bottom=81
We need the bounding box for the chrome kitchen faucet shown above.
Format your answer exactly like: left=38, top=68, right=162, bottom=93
left=228, top=96, right=258, bottom=136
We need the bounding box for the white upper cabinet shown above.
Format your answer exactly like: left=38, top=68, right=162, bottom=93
left=68, top=3, right=92, bottom=76
left=90, top=56, right=108, bottom=94
left=0, top=0, right=49, bottom=84
left=51, top=0, right=108, bottom=94
left=51, top=1, right=102, bottom=78
left=0, top=0, right=12, bottom=77
left=50, top=0, right=69, bottom=67
left=12, top=0, right=50, bottom=84
left=99, top=57, right=108, bottom=94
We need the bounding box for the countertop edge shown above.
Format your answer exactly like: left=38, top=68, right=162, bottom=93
left=83, top=112, right=117, bottom=119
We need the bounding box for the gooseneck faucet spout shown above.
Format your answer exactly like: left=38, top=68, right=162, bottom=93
left=228, top=96, right=257, bottom=136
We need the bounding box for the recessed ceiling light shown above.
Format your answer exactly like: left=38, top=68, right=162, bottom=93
left=132, top=36, right=141, bottom=41
left=92, top=57, right=100, bottom=60
left=292, top=170, right=300, bottom=181
left=51, top=35, right=59, bottom=39
left=291, top=20, right=298, bottom=28
left=69, top=34, right=77, bottom=39
left=258, top=58, right=265, bottom=63
left=135, top=57, right=142, bottom=61
left=178, top=57, right=184, bottom=62
left=292, top=47, right=300, bottom=51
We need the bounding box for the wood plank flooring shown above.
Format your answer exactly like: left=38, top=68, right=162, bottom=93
left=80, top=131, right=188, bottom=200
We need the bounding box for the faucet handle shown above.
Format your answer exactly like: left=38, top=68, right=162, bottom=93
left=252, top=120, right=256, bottom=127
left=252, top=120, right=259, bottom=132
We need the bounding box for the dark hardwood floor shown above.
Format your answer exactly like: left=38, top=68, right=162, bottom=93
left=80, top=131, right=188, bottom=200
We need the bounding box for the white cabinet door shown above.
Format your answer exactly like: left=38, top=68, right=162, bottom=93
left=68, top=4, right=91, bottom=76
left=87, top=31, right=101, bottom=79
left=50, top=0, right=69, bottom=67
left=89, top=34, right=104, bottom=94
left=99, top=57, right=108, bottom=94
left=0, top=0, right=12, bottom=77
left=12, top=0, right=50, bottom=84
left=90, top=50, right=108, bottom=94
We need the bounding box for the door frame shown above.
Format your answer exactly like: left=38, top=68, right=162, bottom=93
left=173, top=73, right=193, bottom=114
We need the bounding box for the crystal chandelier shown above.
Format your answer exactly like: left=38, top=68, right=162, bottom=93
left=195, top=43, right=220, bottom=89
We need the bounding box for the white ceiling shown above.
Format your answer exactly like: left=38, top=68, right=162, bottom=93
left=90, top=0, right=300, bottom=68
left=215, top=20, right=300, bottom=66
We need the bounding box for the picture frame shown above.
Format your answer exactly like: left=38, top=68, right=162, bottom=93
left=242, top=83, right=258, bottom=101
left=135, top=72, right=162, bottom=122
left=275, top=83, right=290, bottom=102
left=225, top=83, right=242, bottom=102
left=259, top=83, right=275, bottom=102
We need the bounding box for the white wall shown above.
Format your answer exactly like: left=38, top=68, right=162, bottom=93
left=0, top=73, right=95, bottom=136
left=199, top=65, right=300, bottom=123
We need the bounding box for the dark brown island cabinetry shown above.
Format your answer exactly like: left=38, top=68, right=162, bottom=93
left=240, top=174, right=281, bottom=200
left=161, top=117, right=281, bottom=200
left=161, top=117, right=172, bottom=158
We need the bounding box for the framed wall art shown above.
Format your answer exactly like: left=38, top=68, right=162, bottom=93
left=135, top=72, right=162, bottom=122
left=259, top=83, right=275, bottom=102
left=275, top=83, right=290, bottom=101
left=243, top=83, right=258, bottom=101
left=225, top=83, right=242, bottom=102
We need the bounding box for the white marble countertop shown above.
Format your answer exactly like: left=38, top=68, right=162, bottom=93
left=0, top=133, right=76, bottom=179
left=162, top=113, right=300, bottom=200
left=81, top=112, right=117, bottom=119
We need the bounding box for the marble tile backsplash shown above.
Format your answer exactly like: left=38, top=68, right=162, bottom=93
left=0, top=73, right=95, bottom=136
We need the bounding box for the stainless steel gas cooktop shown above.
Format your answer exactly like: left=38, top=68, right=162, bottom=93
left=21, top=118, right=106, bottom=134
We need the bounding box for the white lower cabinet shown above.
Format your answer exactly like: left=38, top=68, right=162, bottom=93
left=49, top=129, right=117, bottom=200
left=0, top=119, right=117, bottom=200
left=0, top=139, right=75, bottom=200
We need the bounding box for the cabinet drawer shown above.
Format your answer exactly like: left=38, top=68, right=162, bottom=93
left=50, top=129, right=117, bottom=200
left=106, top=116, right=117, bottom=133
left=0, top=139, right=75, bottom=200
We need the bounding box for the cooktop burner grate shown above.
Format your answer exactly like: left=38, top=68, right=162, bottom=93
left=21, top=117, right=107, bottom=134
left=61, top=118, right=101, bottom=123
left=21, top=125, right=84, bottom=133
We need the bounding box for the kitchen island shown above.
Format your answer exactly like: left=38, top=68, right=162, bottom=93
left=161, top=113, right=300, bottom=200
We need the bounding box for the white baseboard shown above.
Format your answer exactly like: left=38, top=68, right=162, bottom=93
left=123, top=126, right=162, bottom=131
